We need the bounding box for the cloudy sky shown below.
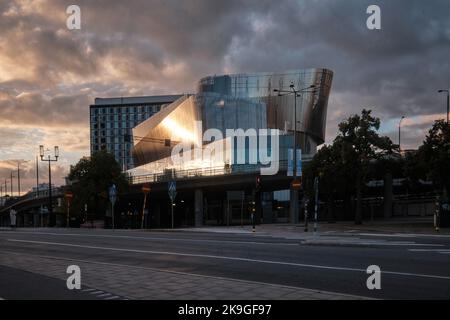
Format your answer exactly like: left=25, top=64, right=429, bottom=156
left=1, top=0, right=449, bottom=195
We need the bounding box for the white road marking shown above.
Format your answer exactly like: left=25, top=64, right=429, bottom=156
left=1, top=231, right=298, bottom=246
left=82, top=288, right=96, bottom=292
left=358, top=233, right=450, bottom=239
left=408, top=249, right=450, bottom=256
left=104, top=296, right=121, bottom=300
left=408, top=249, right=450, bottom=252
left=89, top=290, right=104, bottom=295
left=7, top=238, right=450, bottom=281
left=311, top=241, right=445, bottom=247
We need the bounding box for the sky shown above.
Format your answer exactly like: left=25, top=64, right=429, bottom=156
left=0, top=0, right=449, bottom=195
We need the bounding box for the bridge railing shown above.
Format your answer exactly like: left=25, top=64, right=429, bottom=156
left=0, top=187, right=64, bottom=213
left=129, top=160, right=294, bottom=185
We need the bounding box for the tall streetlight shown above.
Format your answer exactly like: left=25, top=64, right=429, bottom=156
left=4, top=179, right=8, bottom=196
left=40, top=145, right=59, bottom=227
left=438, top=89, right=449, bottom=124
left=274, top=83, right=316, bottom=224
left=398, top=116, right=405, bottom=152
left=10, top=171, right=15, bottom=196
left=17, top=162, right=21, bottom=197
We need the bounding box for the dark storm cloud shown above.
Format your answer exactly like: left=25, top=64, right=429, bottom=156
left=1, top=0, right=450, bottom=180
left=218, top=0, right=450, bottom=144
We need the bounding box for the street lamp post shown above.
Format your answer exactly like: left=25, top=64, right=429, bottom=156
left=17, top=162, right=21, bottom=197
left=10, top=172, right=15, bottom=196
left=274, top=83, right=316, bottom=224
left=438, top=89, right=449, bottom=124
left=39, top=145, right=59, bottom=227
left=399, top=116, right=405, bottom=152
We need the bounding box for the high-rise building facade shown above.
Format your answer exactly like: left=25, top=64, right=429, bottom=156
left=90, top=95, right=183, bottom=170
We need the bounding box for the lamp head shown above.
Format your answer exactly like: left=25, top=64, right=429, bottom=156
left=39, top=145, right=44, bottom=158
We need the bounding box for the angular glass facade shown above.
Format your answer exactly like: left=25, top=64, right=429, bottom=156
left=128, top=69, right=333, bottom=180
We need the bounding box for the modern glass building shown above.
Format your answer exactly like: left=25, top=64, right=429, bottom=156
left=89, top=95, right=183, bottom=170
left=128, top=69, right=333, bottom=179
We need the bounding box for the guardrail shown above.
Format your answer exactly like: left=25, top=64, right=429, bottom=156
left=130, top=160, right=293, bottom=185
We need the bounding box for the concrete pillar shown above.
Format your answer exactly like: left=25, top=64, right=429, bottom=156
left=290, top=188, right=299, bottom=224
left=383, top=173, right=393, bottom=219
left=154, top=202, right=161, bottom=228
left=195, top=189, right=203, bottom=227
left=255, top=190, right=262, bottom=224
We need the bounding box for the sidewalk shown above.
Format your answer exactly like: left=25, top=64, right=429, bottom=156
left=159, top=217, right=449, bottom=236
left=0, top=251, right=370, bottom=300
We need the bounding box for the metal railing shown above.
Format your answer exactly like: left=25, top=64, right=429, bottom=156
left=0, top=187, right=64, bottom=213
left=130, top=160, right=291, bottom=185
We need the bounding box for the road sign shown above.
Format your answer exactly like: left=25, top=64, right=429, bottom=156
left=109, top=184, right=117, bottom=205
left=65, top=191, right=73, bottom=200
left=168, top=181, right=177, bottom=229
left=65, top=191, right=73, bottom=228
left=108, top=184, right=117, bottom=230
left=291, top=178, right=301, bottom=190
left=168, top=181, right=177, bottom=202
left=142, top=184, right=151, bottom=194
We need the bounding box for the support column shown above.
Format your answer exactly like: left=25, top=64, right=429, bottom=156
left=383, top=172, right=393, bottom=219
left=255, top=190, right=262, bottom=224
left=195, top=189, right=203, bottom=227
left=290, top=188, right=299, bottom=224
left=154, top=201, right=161, bottom=228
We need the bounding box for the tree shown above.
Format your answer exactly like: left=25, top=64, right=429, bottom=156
left=335, top=109, right=395, bottom=224
left=304, top=142, right=351, bottom=222
left=67, top=151, right=129, bottom=221
left=305, top=109, right=395, bottom=224
left=418, top=120, right=450, bottom=197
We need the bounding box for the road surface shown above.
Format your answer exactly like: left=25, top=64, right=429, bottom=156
left=0, top=227, right=449, bottom=299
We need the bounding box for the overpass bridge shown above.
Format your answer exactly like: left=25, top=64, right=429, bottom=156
left=0, top=159, right=310, bottom=228
left=0, top=188, right=64, bottom=227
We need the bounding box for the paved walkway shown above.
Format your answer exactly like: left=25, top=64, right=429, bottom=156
left=161, top=217, right=449, bottom=237
left=0, top=251, right=369, bottom=300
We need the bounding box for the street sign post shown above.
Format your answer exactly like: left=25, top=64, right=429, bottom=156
left=168, top=181, right=177, bottom=229
left=141, top=184, right=151, bottom=229
left=109, top=184, right=117, bottom=230
left=65, top=191, right=73, bottom=228
left=314, top=177, right=319, bottom=234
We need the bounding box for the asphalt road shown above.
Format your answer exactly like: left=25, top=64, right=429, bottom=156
left=1, top=227, right=450, bottom=299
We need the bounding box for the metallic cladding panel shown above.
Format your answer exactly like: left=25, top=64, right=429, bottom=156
left=132, top=95, right=202, bottom=167
left=198, top=69, right=333, bottom=143
left=131, top=69, right=333, bottom=168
